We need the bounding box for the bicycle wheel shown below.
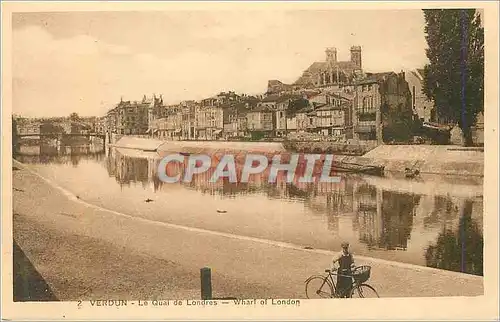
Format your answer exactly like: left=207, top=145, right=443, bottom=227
left=305, top=276, right=334, bottom=299
left=350, top=284, right=380, bottom=298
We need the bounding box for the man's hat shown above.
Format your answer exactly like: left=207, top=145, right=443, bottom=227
left=341, top=241, right=349, bottom=247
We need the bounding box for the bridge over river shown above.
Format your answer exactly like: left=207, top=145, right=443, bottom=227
left=15, top=132, right=107, bottom=147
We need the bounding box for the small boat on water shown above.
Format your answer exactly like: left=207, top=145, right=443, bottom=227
left=405, top=168, right=420, bottom=178
left=331, top=161, right=385, bottom=176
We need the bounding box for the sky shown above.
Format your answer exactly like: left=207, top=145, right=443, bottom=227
left=12, top=10, right=429, bottom=118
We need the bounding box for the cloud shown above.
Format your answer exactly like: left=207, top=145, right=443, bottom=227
left=195, top=11, right=283, bottom=40
left=12, top=26, right=241, bottom=117
left=12, top=11, right=428, bottom=118
left=12, top=24, right=287, bottom=117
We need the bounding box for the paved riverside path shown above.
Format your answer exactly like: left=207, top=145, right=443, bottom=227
left=12, top=161, right=483, bottom=301
left=13, top=240, right=58, bottom=301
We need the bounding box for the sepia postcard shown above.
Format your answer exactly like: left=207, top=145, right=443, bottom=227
left=2, top=1, right=499, bottom=320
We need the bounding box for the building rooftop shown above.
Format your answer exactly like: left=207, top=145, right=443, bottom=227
left=315, top=102, right=350, bottom=111
left=261, top=94, right=281, bottom=103
left=250, top=105, right=272, bottom=113
left=296, top=106, right=314, bottom=114
left=330, top=92, right=354, bottom=101
left=222, top=102, right=249, bottom=119
left=261, top=93, right=303, bottom=103
left=356, top=72, right=396, bottom=85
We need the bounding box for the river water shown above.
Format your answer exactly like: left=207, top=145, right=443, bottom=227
left=14, top=143, right=484, bottom=276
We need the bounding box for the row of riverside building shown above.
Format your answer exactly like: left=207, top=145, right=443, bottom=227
left=104, top=46, right=481, bottom=145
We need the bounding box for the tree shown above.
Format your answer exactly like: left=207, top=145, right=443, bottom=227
left=40, top=121, right=65, bottom=138
left=287, top=98, right=310, bottom=117
left=422, top=9, right=484, bottom=146
left=69, top=113, right=80, bottom=122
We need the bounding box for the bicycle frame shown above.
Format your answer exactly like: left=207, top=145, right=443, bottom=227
left=304, top=270, right=355, bottom=298
left=329, top=270, right=356, bottom=298
left=305, top=266, right=378, bottom=299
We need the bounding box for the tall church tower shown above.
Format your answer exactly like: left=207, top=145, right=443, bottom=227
left=350, top=46, right=362, bottom=70
left=325, top=47, right=337, bottom=65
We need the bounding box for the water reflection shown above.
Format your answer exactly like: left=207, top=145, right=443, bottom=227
left=15, top=145, right=484, bottom=275
left=424, top=196, right=460, bottom=227
left=101, top=148, right=483, bottom=274
left=425, top=200, right=483, bottom=276
left=106, top=150, right=150, bottom=188
left=14, top=143, right=105, bottom=166
left=380, top=191, right=419, bottom=251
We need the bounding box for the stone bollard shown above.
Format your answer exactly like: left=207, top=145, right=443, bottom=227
left=200, top=267, right=213, bottom=300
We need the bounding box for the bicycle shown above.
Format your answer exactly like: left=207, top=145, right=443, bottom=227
left=305, top=265, right=380, bottom=299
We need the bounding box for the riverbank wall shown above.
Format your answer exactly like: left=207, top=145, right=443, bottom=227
left=284, top=140, right=377, bottom=155
left=337, top=145, right=484, bottom=177
left=112, top=136, right=287, bottom=154
left=111, top=136, right=483, bottom=177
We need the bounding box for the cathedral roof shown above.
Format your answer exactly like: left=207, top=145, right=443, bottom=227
left=303, top=60, right=358, bottom=74
left=335, top=61, right=358, bottom=71
left=294, top=60, right=359, bottom=86
left=306, top=62, right=327, bottom=72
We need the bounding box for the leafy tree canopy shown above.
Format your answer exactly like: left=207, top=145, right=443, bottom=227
left=69, top=112, right=80, bottom=122
left=422, top=9, right=484, bottom=146
left=287, top=98, right=310, bottom=117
